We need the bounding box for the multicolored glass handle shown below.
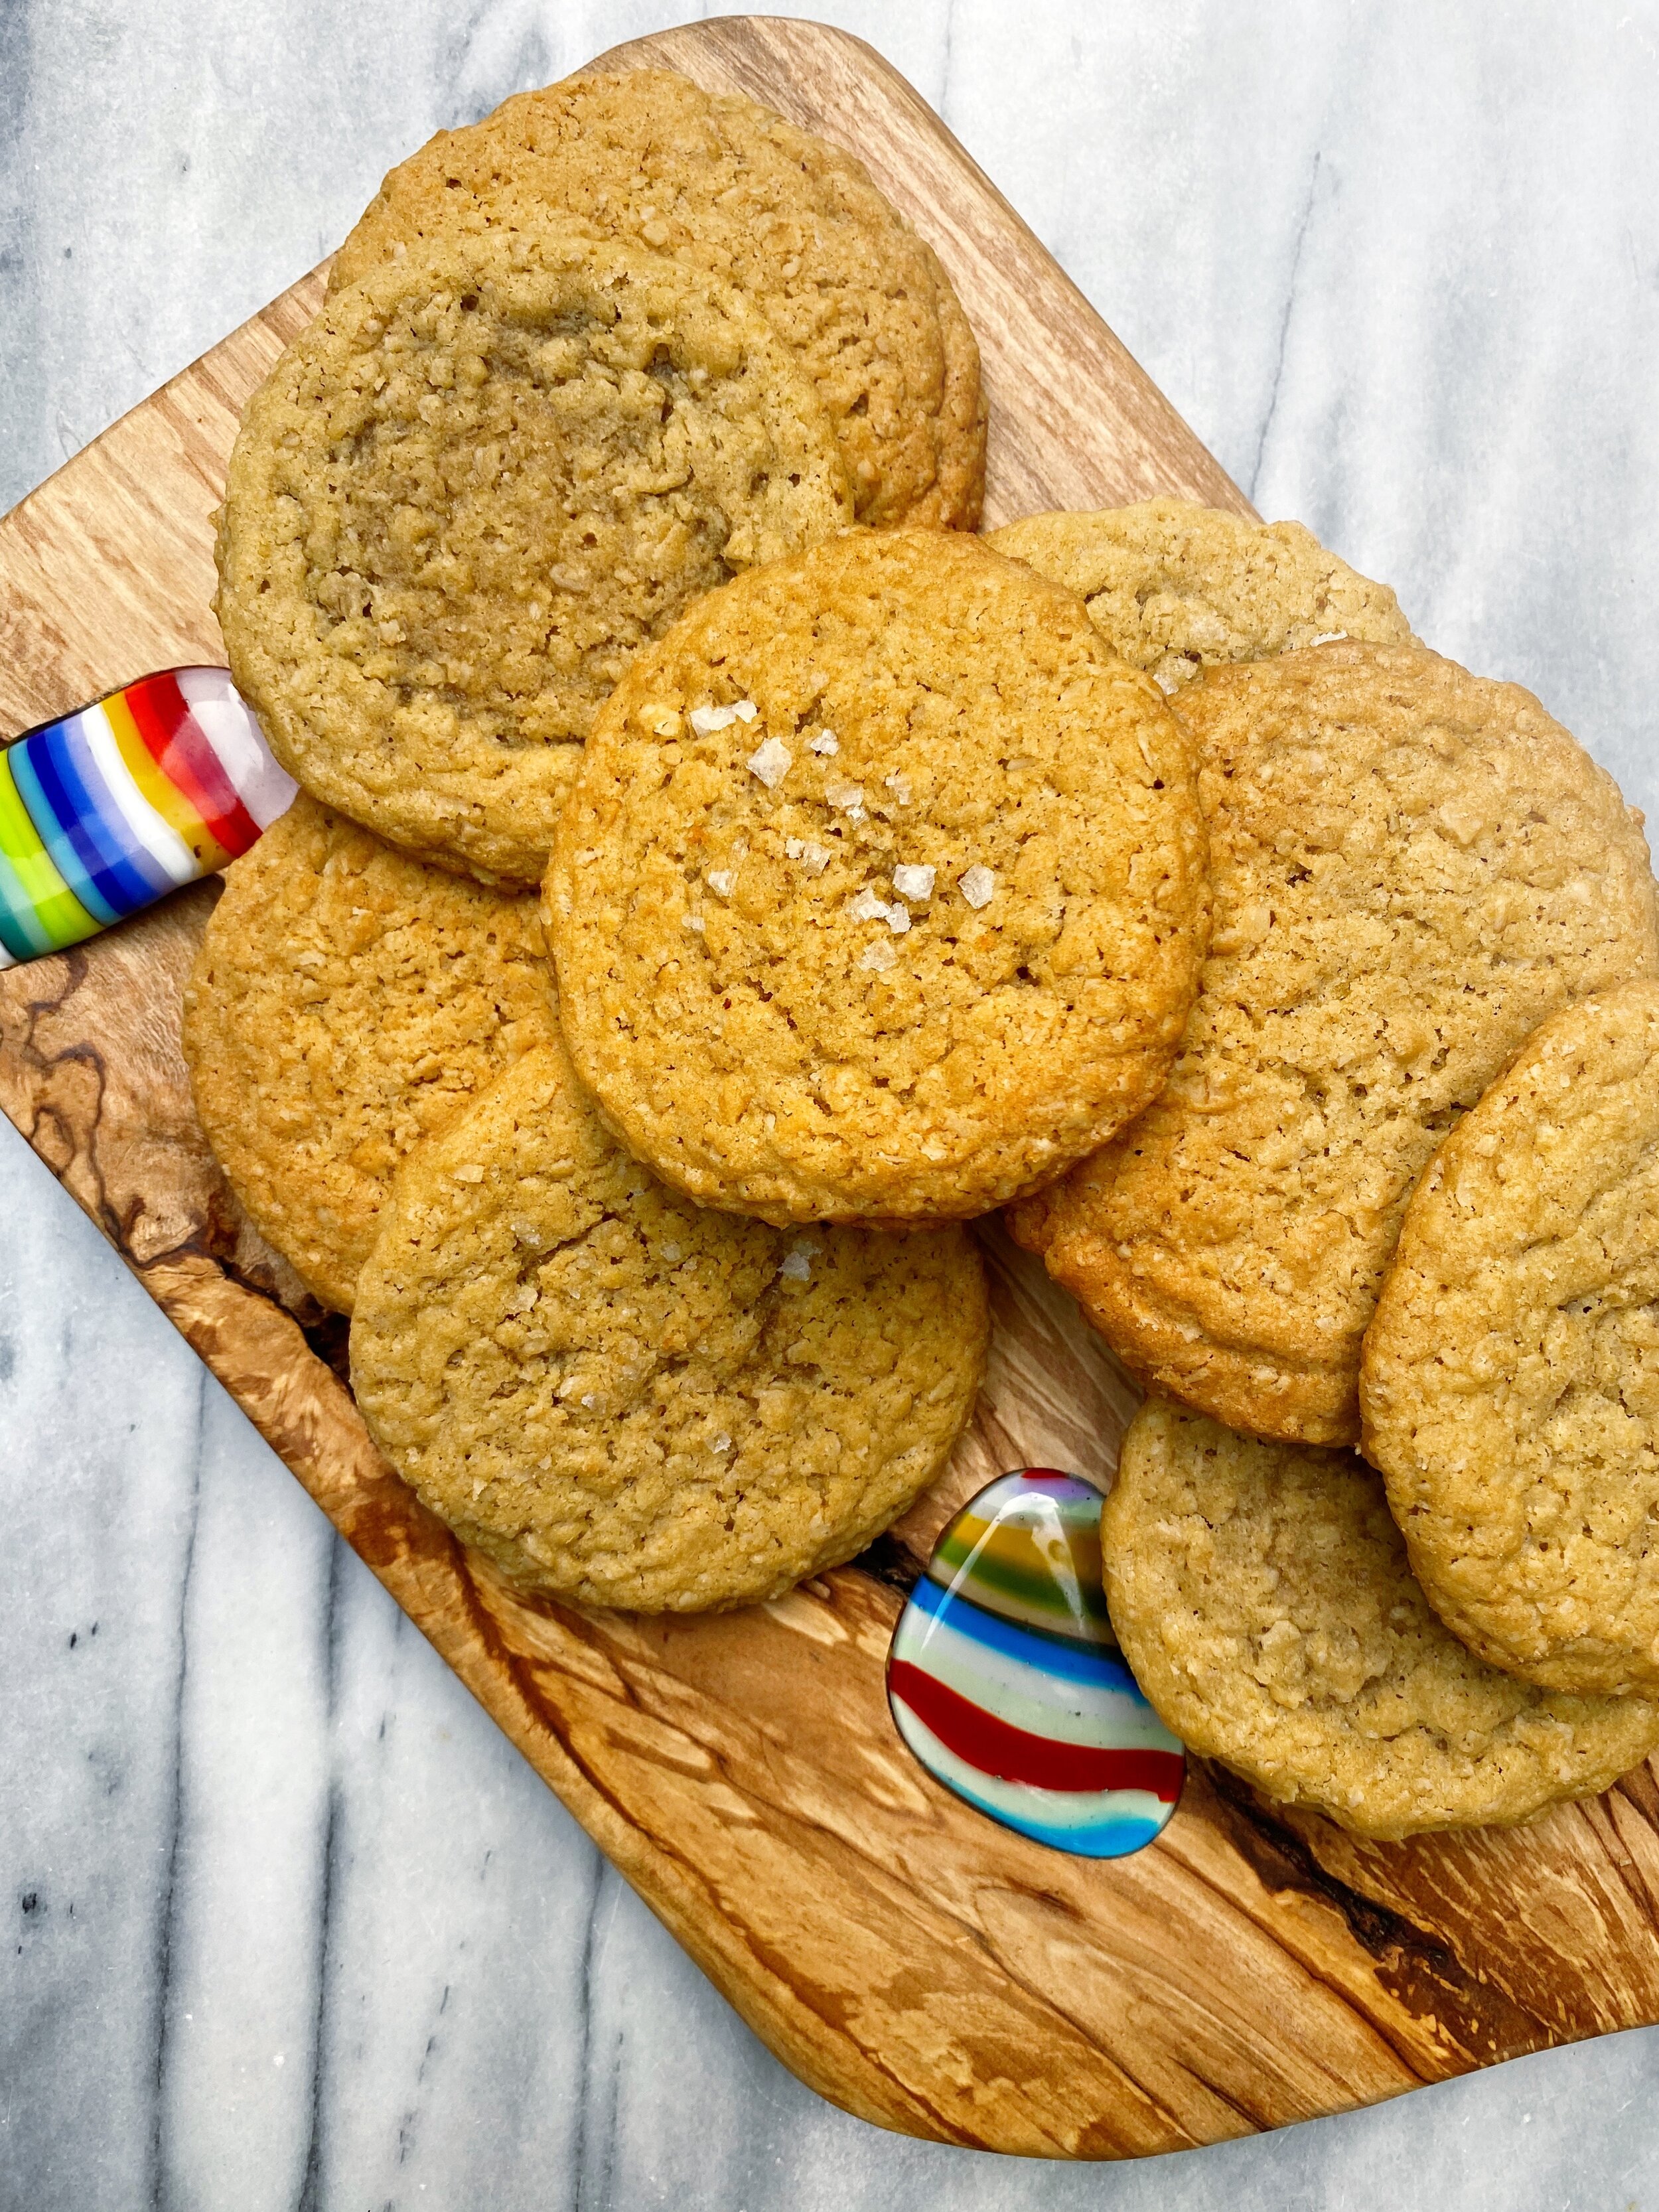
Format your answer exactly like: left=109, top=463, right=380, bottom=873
left=887, top=1469, right=1185, bottom=1858
left=0, top=667, right=295, bottom=968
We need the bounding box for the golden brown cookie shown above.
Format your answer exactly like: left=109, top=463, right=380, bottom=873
left=217, top=227, right=853, bottom=887
left=1011, top=642, right=1659, bottom=1445
left=545, top=528, right=1210, bottom=1226
left=349, top=1039, right=989, bottom=1611
left=330, top=68, right=985, bottom=532
left=182, top=796, right=557, bottom=1313
left=1103, top=1400, right=1659, bottom=1838
left=988, top=499, right=1413, bottom=694
left=1364, top=984, right=1659, bottom=1694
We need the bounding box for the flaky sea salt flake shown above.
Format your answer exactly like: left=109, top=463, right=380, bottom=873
left=809, top=729, right=839, bottom=755
left=705, top=869, right=737, bottom=897
left=747, top=736, right=792, bottom=788
left=689, top=703, right=739, bottom=735
left=779, top=1240, right=818, bottom=1281
left=959, top=864, right=997, bottom=910
left=849, top=887, right=890, bottom=922
left=858, top=939, right=897, bottom=974
left=892, top=863, right=935, bottom=901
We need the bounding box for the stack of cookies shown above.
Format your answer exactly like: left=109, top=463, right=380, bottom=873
left=186, top=65, right=1659, bottom=1843
left=997, top=500, right=1659, bottom=1840
left=187, top=66, right=1028, bottom=1617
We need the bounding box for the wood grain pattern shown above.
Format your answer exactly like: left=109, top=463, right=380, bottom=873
left=2, top=14, right=1654, bottom=2160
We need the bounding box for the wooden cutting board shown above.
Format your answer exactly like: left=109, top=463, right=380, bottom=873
left=6, top=13, right=1659, bottom=2162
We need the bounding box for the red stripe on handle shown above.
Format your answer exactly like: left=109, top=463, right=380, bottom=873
left=889, top=1660, right=1183, bottom=1799
left=125, top=670, right=261, bottom=855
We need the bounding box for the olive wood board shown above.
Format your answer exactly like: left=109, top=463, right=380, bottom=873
left=4, top=11, right=1657, bottom=2164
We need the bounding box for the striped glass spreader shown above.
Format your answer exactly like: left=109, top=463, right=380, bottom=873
left=0, top=667, right=295, bottom=966
left=887, top=1469, right=1185, bottom=1858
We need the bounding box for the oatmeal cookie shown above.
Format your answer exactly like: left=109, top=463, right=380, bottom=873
left=989, top=499, right=1413, bottom=694
left=1011, top=642, right=1659, bottom=1444
left=1103, top=1400, right=1659, bottom=1838
left=330, top=68, right=985, bottom=532
left=182, top=796, right=557, bottom=1313
left=349, top=1039, right=989, bottom=1611
left=217, top=227, right=852, bottom=887
left=1364, top=984, right=1659, bottom=1694
left=545, top=528, right=1210, bottom=1225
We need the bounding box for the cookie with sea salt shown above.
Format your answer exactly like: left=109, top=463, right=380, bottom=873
left=182, top=796, right=557, bottom=1313
left=1364, top=983, right=1659, bottom=1694
left=545, top=528, right=1210, bottom=1226
left=988, top=499, right=1413, bottom=695
left=1102, top=1400, right=1659, bottom=1839
left=216, top=226, right=852, bottom=888
left=330, top=67, right=986, bottom=532
left=349, top=1039, right=989, bottom=1612
left=1010, top=642, right=1659, bottom=1445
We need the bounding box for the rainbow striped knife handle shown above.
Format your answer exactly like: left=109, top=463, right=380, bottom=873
left=0, top=667, right=295, bottom=967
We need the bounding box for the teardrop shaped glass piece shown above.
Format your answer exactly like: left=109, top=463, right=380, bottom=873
left=887, top=1469, right=1185, bottom=1858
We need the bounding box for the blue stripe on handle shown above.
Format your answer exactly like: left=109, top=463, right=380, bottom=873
left=60, top=709, right=176, bottom=902
left=16, top=720, right=156, bottom=921
left=904, top=1573, right=1142, bottom=1694
left=8, top=731, right=123, bottom=925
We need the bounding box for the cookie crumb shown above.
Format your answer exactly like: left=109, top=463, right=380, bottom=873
left=1309, top=631, right=1348, bottom=646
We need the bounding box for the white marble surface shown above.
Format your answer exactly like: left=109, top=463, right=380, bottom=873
left=4, top=2, right=1659, bottom=2203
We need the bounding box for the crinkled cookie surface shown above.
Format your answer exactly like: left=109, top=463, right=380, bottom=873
left=330, top=68, right=985, bottom=532
left=182, top=796, right=557, bottom=1313
left=1012, top=642, right=1659, bottom=1443
left=546, top=528, right=1210, bottom=1224
left=989, top=498, right=1413, bottom=694
left=1365, top=983, right=1659, bottom=1694
left=349, top=1039, right=989, bottom=1611
left=218, top=228, right=851, bottom=885
left=1103, top=1400, right=1659, bottom=1838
